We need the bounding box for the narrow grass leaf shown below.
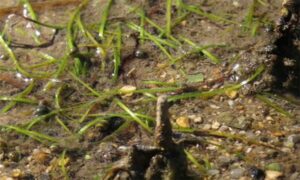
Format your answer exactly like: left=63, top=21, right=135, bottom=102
left=78, top=118, right=107, bottom=135
left=1, top=81, right=35, bottom=113
left=166, top=0, right=172, bottom=36
left=244, top=0, right=257, bottom=30
left=55, top=117, right=73, bottom=135
left=184, top=150, right=207, bottom=174
left=60, top=150, right=70, bottom=180
left=0, top=35, right=32, bottom=77
left=114, top=98, right=152, bottom=133
left=113, top=24, right=122, bottom=81
left=139, top=9, right=146, bottom=44
left=256, top=94, right=293, bottom=118
left=0, top=96, right=37, bottom=104
left=180, top=36, right=221, bottom=64
left=66, top=0, right=89, bottom=53
left=20, top=0, right=41, bottom=44
left=181, top=3, right=239, bottom=25
left=69, top=72, right=101, bottom=97
left=169, top=65, right=264, bottom=101
left=98, top=0, right=114, bottom=39
left=4, top=125, right=58, bottom=143
left=26, top=110, right=59, bottom=129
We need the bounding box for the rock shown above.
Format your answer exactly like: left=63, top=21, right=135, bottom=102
left=266, top=116, right=273, bottom=121
left=217, top=112, right=234, bottom=124
left=218, top=113, right=253, bottom=130
left=207, top=169, right=220, bottom=176
left=285, top=134, right=300, bottom=148
left=230, top=116, right=253, bottom=130
left=233, top=0, right=240, bottom=7
left=119, top=85, right=136, bottom=97
left=0, top=176, right=13, bottom=180
left=176, top=116, right=191, bottom=128
left=84, top=154, right=92, bottom=160
left=265, top=170, right=283, bottom=180
left=34, top=103, right=50, bottom=116
left=135, top=49, right=148, bottom=59
left=11, top=169, right=22, bottom=178
left=239, top=177, right=251, bottom=180
left=203, top=124, right=211, bottom=130
left=32, top=148, right=51, bottom=164
left=211, top=121, right=221, bottom=130
left=209, top=104, right=220, bottom=109
left=230, top=168, right=246, bottom=179
left=219, top=125, right=229, bottom=131
left=228, top=100, right=235, bottom=108
left=189, top=115, right=203, bottom=124
left=225, top=90, right=238, bottom=99
left=290, top=172, right=300, bottom=180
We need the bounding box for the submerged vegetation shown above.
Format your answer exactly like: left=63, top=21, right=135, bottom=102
left=0, top=0, right=299, bottom=179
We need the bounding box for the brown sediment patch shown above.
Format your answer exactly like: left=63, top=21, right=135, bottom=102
left=0, top=0, right=81, bottom=19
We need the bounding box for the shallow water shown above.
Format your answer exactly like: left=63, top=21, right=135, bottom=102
left=0, top=0, right=300, bottom=179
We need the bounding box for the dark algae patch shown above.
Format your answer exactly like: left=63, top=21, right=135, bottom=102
left=0, top=0, right=300, bottom=179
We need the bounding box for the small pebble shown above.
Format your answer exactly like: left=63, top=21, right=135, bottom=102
left=210, top=104, right=220, bottom=109
left=285, top=134, right=300, bottom=148
left=193, top=116, right=203, bottom=124
left=84, top=154, right=92, bottom=160
left=228, top=100, right=235, bottom=108
left=206, top=144, right=218, bottom=150
left=232, top=116, right=253, bottom=130
left=134, top=49, right=148, bottom=59
left=203, top=124, right=211, bottom=130
left=266, top=116, right=273, bottom=121
left=160, top=72, right=167, bottom=78
left=230, top=168, right=246, bottom=179
left=35, top=101, right=50, bottom=116
left=32, top=149, right=50, bottom=164
left=233, top=0, right=240, bottom=7
left=207, top=169, right=220, bottom=176
left=0, top=176, right=13, bottom=180
left=219, top=125, right=229, bottom=131
left=265, top=170, right=283, bottom=180
left=11, top=169, right=22, bottom=178
left=119, top=85, right=136, bottom=97
left=176, top=116, right=190, bottom=128
left=212, top=121, right=221, bottom=130
left=249, top=166, right=265, bottom=180
left=35, top=105, right=50, bottom=116
left=225, top=90, right=238, bottom=99
left=290, top=172, right=300, bottom=180
left=180, top=20, right=187, bottom=26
